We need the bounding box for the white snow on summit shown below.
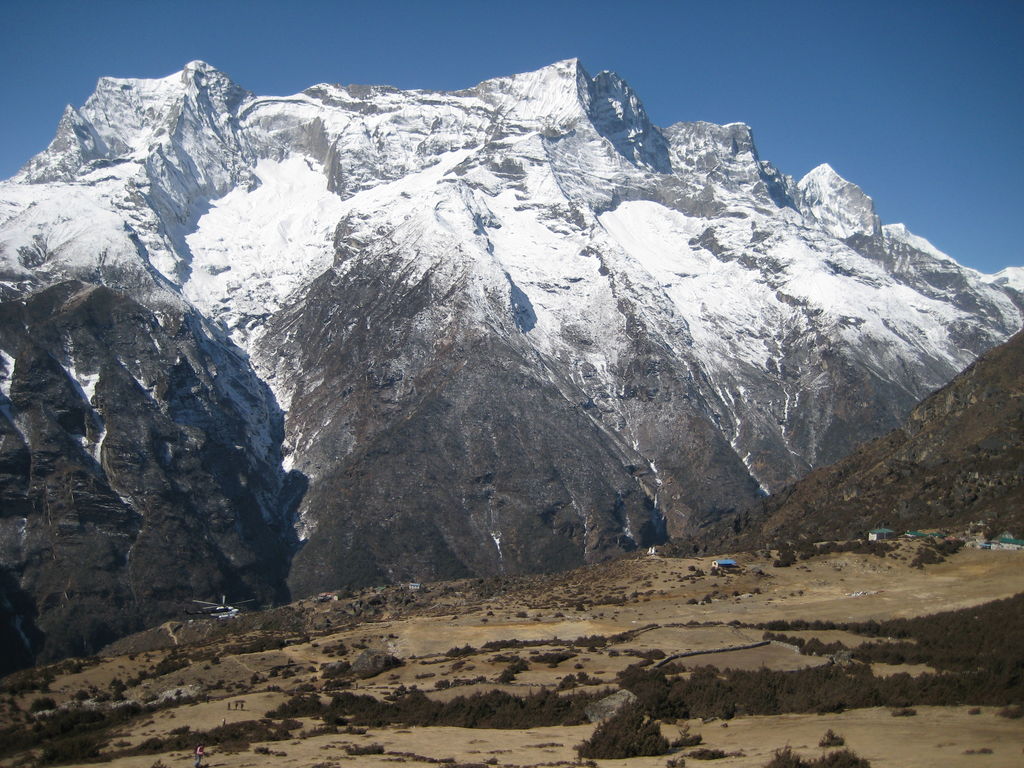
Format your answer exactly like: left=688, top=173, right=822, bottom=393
left=988, top=266, right=1024, bottom=293
left=797, top=163, right=880, bottom=240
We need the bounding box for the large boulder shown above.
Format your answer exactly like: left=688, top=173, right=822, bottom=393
left=585, top=689, right=639, bottom=723
left=351, top=649, right=402, bottom=679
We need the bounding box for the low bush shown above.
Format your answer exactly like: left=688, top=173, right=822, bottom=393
left=764, top=747, right=871, bottom=767
left=266, top=693, right=324, bottom=719
left=575, top=705, right=668, bottom=760
left=687, top=748, right=727, bottom=759
left=671, top=726, right=703, bottom=748
left=326, top=688, right=594, bottom=729
left=29, top=696, right=57, bottom=712
left=819, top=729, right=845, bottom=747
left=532, top=651, right=576, bottom=667
left=497, top=657, right=530, bottom=683
left=345, top=743, right=385, bottom=755
left=39, top=735, right=102, bottom=765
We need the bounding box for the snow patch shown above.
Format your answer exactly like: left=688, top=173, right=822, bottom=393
left=987, top=266, right=1024, bottom=292
left=185, top=156, right=345, bottom=347
left=0, top=349, right=14, bottom=400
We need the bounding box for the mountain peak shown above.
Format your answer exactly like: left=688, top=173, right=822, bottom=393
left=472, top=57, right=591, bottom=127
left=16, top=104, right=101, bottom=183
left=803, top=162, right=840, bottom=180
left=183, top=59, right=216, bottom=73
left=797, top=163, right=880, bottom=239
left=17, top=60, right=251, bottom=186
left=989, top=266, right=1024, bottom=292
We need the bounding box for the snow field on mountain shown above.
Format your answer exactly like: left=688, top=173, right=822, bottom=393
left=0, top=184, right=142, bottom=280
left=598, top=202, right=788, bottom=370
left=989, top=266, right=1024, bottom=292
left=184, top=156, right=344, bottom=341
left=0, top=349, right=14, bottom=400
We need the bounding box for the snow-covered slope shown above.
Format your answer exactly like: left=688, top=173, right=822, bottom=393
left=0, top=59, right=1021, bottom=654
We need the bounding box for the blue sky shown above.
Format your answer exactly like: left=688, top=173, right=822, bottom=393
left=2, top=0, right=1021, bottom=273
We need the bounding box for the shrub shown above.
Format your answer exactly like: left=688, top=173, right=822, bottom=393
left=814, top=749, right=872, bottom=767
left=497, top=657, right=529, bottom=683
left=687, top=747, right=727, bottom=759
left=266, top=693, right=324, bottom=719
left=320, top=661, right=352, bottom=679
left=153, top=655, right=189, bottom=677
left=890, top=707, right=916, bottom=717
left=29, top=696, right=57, bottom=712
left=997, top=704, right=1022, bottom=719
left=575, top=704, right=668, bottom=759
left=764, top=748, right=807, bottom=768
left=764, top=747, right=872, bottom=768
left=345, top=743, right=385, bottom=755
left=819, top=729, right=845, bottom=747
left=533, top=651, right=576, bottom=667
left=671, top=726, right=703, bottom=748
left=327, top=687, right=593, bottom=729
left=39, top=735, right=102, bottom=764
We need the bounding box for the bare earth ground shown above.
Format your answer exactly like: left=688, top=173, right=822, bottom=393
left=3, top=543, right=1023, bottom=768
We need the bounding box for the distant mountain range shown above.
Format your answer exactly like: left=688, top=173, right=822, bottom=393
left=0, top=59, right=1020, bottom=665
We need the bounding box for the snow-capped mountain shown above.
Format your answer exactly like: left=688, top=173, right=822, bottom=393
left=0, top=59, right=1020, bottom=662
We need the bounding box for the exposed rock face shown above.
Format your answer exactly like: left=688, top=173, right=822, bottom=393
left=742, top=330, right=1024, bottom=544
left=0, top=282, right=296, bottom=663
left=0, top=59, right=1021, bottom=664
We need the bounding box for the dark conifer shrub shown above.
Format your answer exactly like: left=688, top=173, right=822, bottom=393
left=575, top=704, right=669, bottom=759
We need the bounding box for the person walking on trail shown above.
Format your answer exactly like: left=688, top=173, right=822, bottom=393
left=194, top=744, right=205, bottom=768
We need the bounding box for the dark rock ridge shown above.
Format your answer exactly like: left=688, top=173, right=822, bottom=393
left=0, top=59, right=1021, bottom=666
left=0, top=282, right=296, bottom=668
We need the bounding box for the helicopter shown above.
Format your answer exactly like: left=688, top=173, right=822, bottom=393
left=188, top=595, right=254, bottom=620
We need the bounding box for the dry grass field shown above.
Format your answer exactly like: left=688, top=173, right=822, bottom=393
left=2, top=541, right=1022, bottom=768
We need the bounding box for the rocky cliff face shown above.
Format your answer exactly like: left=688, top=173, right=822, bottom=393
left=0, top=282, right=296, bottom=664
left=0, top=59, right=1020, bottom=664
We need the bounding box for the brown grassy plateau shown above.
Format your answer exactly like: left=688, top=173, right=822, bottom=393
left=2, top=540, right=1022, bottom=768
